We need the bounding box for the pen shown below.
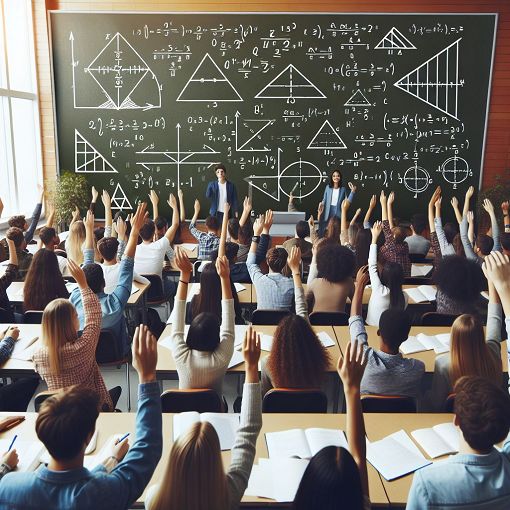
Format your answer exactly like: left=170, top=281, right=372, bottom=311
left=7, top=435, right=17, bottom=452
left=116, top=432, right=130, bottom=444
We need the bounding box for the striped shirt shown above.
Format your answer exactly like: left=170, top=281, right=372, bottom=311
left=189, top=222, right=220, bottom=260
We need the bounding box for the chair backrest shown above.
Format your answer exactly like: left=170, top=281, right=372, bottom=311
left=309, top=311, right=349, bottom=326
left=404, top=277, right=433, bottom=285
left=409, top=253, right=427, bottom=263
left=251, top=309, right=291, bottom=325
left=262, top=389, right=328, bottom=413
left=193, top=260, right=210, bottom=282
left=141, top=274, right=165, bottom=303
left=361, top=394, right=417, bottom=413
left=34, top=390, right=59, bottom=412
left=444, top=393, right=456, bottom=413
left=161, top=389, right=223, bottom=413
left=421, top=312, right=457, bottom=326
left=0, top=307, right=14, bottom=323
left=23, top=311, right=44, bottom=324
left=96, top=329, right=124, bottom=364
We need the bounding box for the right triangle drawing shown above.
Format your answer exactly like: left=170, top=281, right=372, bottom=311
left=75, top=130, right=118, bottom=173
left=111, top=183, right=133, bottom=211
left=375, top=28, right=416, bottom=50
left=307, top=120, right=347, bottom=149
left=394, top=38, right=463, bottom=120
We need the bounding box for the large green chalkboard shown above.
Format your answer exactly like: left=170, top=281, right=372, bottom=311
left=50, top=12, right=497, bottom=220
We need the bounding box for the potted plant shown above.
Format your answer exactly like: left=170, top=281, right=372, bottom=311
left=476, top=167, right=510, bottom=233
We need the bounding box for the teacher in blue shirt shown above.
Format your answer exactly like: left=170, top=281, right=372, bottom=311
left=319, top=169, right=356, bottom=235
left=205, top=163, right=239, bottom=222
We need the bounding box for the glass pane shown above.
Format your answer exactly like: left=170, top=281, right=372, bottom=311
left=0, top=3, right=6, bottom=89
left=0, top=96, right=16, bottom=216
left=11, top=97, right=41, bottom=211
left=4, top=0, right=35, bottom=93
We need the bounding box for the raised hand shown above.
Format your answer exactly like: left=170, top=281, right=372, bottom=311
left=368, top=194, right=376, bottom=210
left=223, top=202, right=231, bottom=216
left=348, top=182, right=357, bottom=192
left=83, top=210, right=95, bottom=231
left=287, top=246, right=302, bottom=274
left=483, top=198, right=495, bottom=216
left=501, top=201, right=509, bottom=215
left=450, top=196, right=459, bottom=209
left=337, top=340, right=367, bottom=392
left=387, top=191, right=395, bottom=205
left=380, top=190, right=387, bottom=204
left=215, top=254, right=230, bottom=279
left=174, top=246, right=193, bottom=275
left=371, top=220, right=383, bottom=242
left=148, top=190, right=158, bottom=204
left=243, top=196, right=252, bottom=212
left=130, top=202, right=148, bottom=233
left=341, top=198, right=351, bottom=211
left=167, top=193, right=177, bottom=209
left=91, top=186, right=98, bottom=203
left=308, top=215, right=315, bottom=229
left=429, top=186, right=441, bottom=207
left=71, top=206, right=81, bottom=223
left=253, top=214, right=264, bottom=236
left=482, top=251, right=510, bottom=294
left=243, top=325, right=261, bottom=383
left=467, top=211, right=474, bottom=225
left=116, top=217, right=127, bottom=240
left=67, top=259, right=88, bottom=289
left=193, top=199, right=200, bottom=215
left=132, top=324, right=157, bottom=384
left=354, top=265, right=369, bottom=288
left=101, top=190, right=111, bottom=208
left=263, top=209, right=273, bottom=234
left=466, top=185, right=475, bottom=200
left=317, top=201, right=324, bottom=219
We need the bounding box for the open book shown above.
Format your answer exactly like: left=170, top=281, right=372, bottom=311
left=173, top=412, right=240, bottom=450
left=404, top=285, right=437, bottom=303
left=411, top=422, right=459, bottom=458
left=366, top=430, right=431, bottom=480
left=9, top=325, right=41, bottom=361
left=411, top=264, right=433, bottom=277
left=0, top=439, right=45, bottom=472
left=265, top=428, right=348, bottom=459
left=246, top=458, right=309, bottom=502
left=400, top=333, right=450, bottom=355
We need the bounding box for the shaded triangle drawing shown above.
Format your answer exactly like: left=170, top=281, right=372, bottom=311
left=75, top=130, right=118, bottom=173
left=255, top=64, right=326, bottom=100
left=176, top=53, right=242, bottom=102
left=85, top=33, right=161, bottom=110
left=344, top=90, right=372, bottom=107
left=375, top=28, right=416, bottom=50
left=394, top=38, right=463, bottom=120
left=307, top=120, right=347, bottom=149
left=111, top=183, right=133, bottom=211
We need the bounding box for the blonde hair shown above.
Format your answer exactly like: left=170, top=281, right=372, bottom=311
left=42, top=298, right=78, bottom=374
left=449, top=314, right=501, bottom=386
left=149, top=421, right=229, bottom=510
left=66, top=221, right=86, bottom=265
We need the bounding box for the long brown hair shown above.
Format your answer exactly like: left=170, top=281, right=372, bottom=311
left=149, top=421, right=229, bottom=510
left=66, top=221, right=86, bottom=265
left=41, top=298, right=79, bottom=374
left=324, top=217, right=341, bottom=244
left=24, top=250, right=69, bottom=311
left=267, top=315, right=331, bottom=388
left=449, top=314, right=501, bottom=386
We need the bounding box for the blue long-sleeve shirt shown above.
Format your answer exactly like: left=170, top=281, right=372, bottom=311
left=71, top=249, right=133, bottom=355
left=0, top=381, right=162, bottom=510
left=0, top=335, right=15, bottom=365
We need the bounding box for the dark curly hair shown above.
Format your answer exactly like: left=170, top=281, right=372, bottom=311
left=267, top=315, right=331, bottom=388
left=434, top=255, right=485, bottom=303
left=317, top=244, right=355, bottom=283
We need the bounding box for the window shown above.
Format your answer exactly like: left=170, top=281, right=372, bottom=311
left=0, top=0, right=42, bottom=219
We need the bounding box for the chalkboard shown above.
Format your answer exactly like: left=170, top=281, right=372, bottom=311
left=50, top=12, right=497, bottom=220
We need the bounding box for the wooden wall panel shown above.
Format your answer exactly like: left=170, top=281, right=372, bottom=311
left=36, top=0, right=510, bottom=191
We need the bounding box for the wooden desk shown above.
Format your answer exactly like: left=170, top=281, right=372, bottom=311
left=173, top=243, right=198, bottom=260
left=126, top=281, right=151, bottom=325
left=180, top=282, right=253, bottom=305
left=0, top=411, right=388, bottom=507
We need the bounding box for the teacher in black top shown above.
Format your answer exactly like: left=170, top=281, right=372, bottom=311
left=319, top=169, right=356, bottom=235
left=205, top=163, right=239, bottom=221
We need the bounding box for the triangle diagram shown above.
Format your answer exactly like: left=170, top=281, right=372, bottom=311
left=75, top=130, right=118, bottom=173
left=235, top=112, right=274, bottom=152
left=307, top=120, right=347, bottom=149
left=255, top=64, right=326, bottom=100
left=394, top=38, right=462, bottom=120
left=176, top=53, right=242, bottom=102
left=344, top=90, right=372, bottom=107
left=375, top=28, right=416, bottom=50
left=111, top=183, right=133, bottom=211
left=86, top=33, right=161, bottom=110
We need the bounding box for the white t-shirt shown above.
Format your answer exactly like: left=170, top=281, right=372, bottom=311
left=101, top=263, right=150, bottom=294
left=57, top=255, right=68, bottom=275
left=218, top=181, right=227, bottom=212
left=134, top=236, right=173, bottom=278
left=331, top=187, right=340, bottom=206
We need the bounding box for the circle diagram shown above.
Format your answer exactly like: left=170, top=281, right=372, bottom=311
left=403, top=165, right=431, bottom=196
left=441, top=156, right=469, bottom=188
left=279, top=159, right=323, bottom=199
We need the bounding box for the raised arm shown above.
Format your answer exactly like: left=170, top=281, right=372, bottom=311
left=350, top=208, right=362, bottom=227
left=428, top=186, right=441, bottom=234
left=89, top=186, right=98, bottom=215
left=387, top=191, right=395, bottom=230
left=340, top=199, right=350, bottom=245
left=246, top=215, right=264, bottom=283
left=501, top=201, right=510, bottom=233
left=482, top=258, right=503, bottom=345
left=24, top=184, right=44, bottom=244
left=380, top=190, right=388, bottom=222
left=369, top=222, right=384, bottom=292
left=239, top=196, right=252, bottom=227
left=483, top=252, right=510, bottom=320
left=466, top=211, right=475, bottom=245
left=177, top=188, right=185, bottom=223
left=124, top=203, right=148, bottom=259
left=83, top=210, right=95, bottom=265
left=69, top=205, right=80, bottom=227
left=287, top=191, right=298, bottom=212
left=483, top=198, right=501, bottom=252
left=347, top=181, right=357, bottom=202
left=102, top=190, right=113, bottom=234
left=463, top=185, right=474, bottom=219
left=459, top=215, right=478, bottom=261
left=189, top=200, right=201, bottom=240
left=450, top=196, right=462, bottom=224
left=338, top=341, right=369, bottom=499
left=165, top=193, right=179, bottom=244
left=287, top=246, right=307, bottom=318
left=218, top=202, right=230, bottom=258
left=364, top=194, right=376, bottom=228
left=44, top=205, right=55, bottom=228
left=149, top=190, right=159, bottom=221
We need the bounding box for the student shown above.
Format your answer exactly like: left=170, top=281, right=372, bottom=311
left=407, top=376, right=510, bottom=509
left=340, top=199, right=361, bottom=251
left=134, top=193, right=179, bottom=298
left=39, top=227, right=67, bottom=274
left=228, top=196, right=253, bottom=262
left=205, top=163, right=239, bottom=221
left=319, top=169, right=356, bottom=235
left=405, top=213, right=430, bottom=257
left=430, top=188, right=457, bottom=257
left=23, top=250, right=69, bottom=312
left=247, top=213, right=294, bottom=310
left=282, top=220, right=312, bottom=265
left=65, top=220, right=86, bottom=266
left=145, top=326, right=262, bottom=510
left=0, top=325, right=163, bottom=510
left=5, top=227, right=32, bottom=281
left=323, top=216, right=341, bottom=245
left=306, top=242, right=355, bottom=314
left=349, top=267, right=424, bottom=400
left=366, top=221, right=408, bottom=327
left=33, top=257, right=114, bottom=411
left=262, top=247, right=331, bottom=395
left=72, top=206, right=147, bottom=357
left=293, top=341, right=370, bottom=510
left=353, top=227, right=371, bottom=273
left=189, top=198, right=221, bottom=261
left=428, top=255, right=504, bottom=410
left=168, top=248, right=234, bottom=394
left=502, top=200, right=510, bottom=234
left=0, top=238, right=18, bottom=322
left=379, top=191, right=411, bottom=277
left=5, top=184, right=44, bottom=245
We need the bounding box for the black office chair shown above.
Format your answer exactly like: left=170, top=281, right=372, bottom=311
left=262, top=389, right=328, bottom=413
left=161, top=389, right=225, bottom=413
left=251, top=309, right=291, bottom=325
left=309, top=311, right=349, bottom=326
left=361, top=394, right=417, bottom=413
left=23, top=311, right=44, bottom=324
left=421, top=312, right=457, bottom=326
left=141, top=274, right=166, bottom=304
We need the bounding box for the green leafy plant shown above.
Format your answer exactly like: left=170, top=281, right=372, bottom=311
left=52, top=172, right=90, bottom=228
left=476, top=168, right=510, bottom=232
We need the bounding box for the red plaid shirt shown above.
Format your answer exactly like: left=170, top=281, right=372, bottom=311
left=380, top=220, right=411, bottom=277
left=33, top=288, right=113, bottom=411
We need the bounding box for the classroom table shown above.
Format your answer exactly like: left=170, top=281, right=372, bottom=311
left=0, top=411, right=389, bottom=507
left=181, top=282, right=253, bottom=305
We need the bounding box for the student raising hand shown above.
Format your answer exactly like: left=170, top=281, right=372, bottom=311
left=243, top=326, right=261, bottom=383
left=337, top=340, right=367, bottom=391
left=371, top=221, right=383, bottom=242
left=132, top=324, right=157, bottom=384
left=287, top=246, right=302, bottom=275
left=67, top=259, right=88, bottom=289
left=483, top=252, right=510, bottom=314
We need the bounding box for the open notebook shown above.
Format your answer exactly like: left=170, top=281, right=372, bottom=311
left=404, top=285, right=437, bottom=303
left=265, top=428, right=348, bottom=459
left=411, top=422, right=459, bottom=458
left=173, top=412, right=240, bottom=450
left=10, top=333, right=40, bottom=361
left=400, top=333, right=450, bottom=355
